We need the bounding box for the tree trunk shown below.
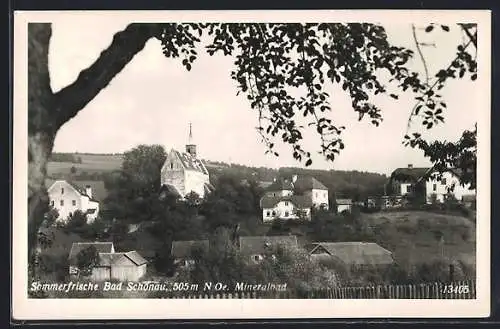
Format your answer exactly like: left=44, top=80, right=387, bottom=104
left=26, top=23, right=158, bottom=268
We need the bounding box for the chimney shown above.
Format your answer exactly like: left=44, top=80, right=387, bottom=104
left=85, top=185, right=92, bottom=199
left=408, top=164, right=413, bottom=169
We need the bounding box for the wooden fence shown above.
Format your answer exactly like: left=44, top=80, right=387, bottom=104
left=157, top=280, right=476, bottom=299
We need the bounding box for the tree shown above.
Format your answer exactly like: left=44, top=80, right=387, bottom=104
left=27, top=22, right=477, bottom=262
left=121, top=144, right=167, bottom=194
left=76, top=245, right=99, bottom=277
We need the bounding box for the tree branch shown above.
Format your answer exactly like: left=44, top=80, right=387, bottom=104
left=52, top=23, right=161, bottom=129
left=411, top=24, right=430, bottom=85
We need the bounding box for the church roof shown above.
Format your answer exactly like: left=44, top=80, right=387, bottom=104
left=173, top=150, right=209, bottom=175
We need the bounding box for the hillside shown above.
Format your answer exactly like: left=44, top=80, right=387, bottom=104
left=48, top=152, right=388, bottom=199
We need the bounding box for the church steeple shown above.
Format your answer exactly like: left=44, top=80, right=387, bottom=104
left=186, top=122, right=197, bottom=158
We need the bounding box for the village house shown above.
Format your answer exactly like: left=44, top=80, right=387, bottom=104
left=160, top=124, right=215, bottom=199
left=238, top=235, right=298, bottom=264
left=68, top=242, right=148, bottom=282
left=387, top=164, right=476, bottom=205
left=47, top=179, right=102, bottom=223
left=306, top=242, right=394, bottom=270
left=336, top=198, right=353, bottom=214
left=171, top=240, right=210, bottom=268
left=259, top=175, right=329, bottom=222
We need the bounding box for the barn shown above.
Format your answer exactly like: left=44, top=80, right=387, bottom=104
left=68, top=242, right=148, bottom=281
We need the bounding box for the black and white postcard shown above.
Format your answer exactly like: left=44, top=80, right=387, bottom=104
left=12, top=10, right=491, bottom=320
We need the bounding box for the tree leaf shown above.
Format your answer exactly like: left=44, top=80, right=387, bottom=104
left=441, top=25, right=450, bottom=32
left=425, top=25, right=434, bottom=33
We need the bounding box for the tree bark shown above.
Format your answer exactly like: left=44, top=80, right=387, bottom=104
left=27, top=23, right=158, bottom=265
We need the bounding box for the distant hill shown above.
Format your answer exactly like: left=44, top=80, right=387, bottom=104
left=48, top=152, right=388, bottom=199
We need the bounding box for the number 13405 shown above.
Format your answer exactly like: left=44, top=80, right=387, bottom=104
left=442, top=284, right=470, bottom=294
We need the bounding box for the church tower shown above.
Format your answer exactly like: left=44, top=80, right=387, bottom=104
left=185, top=122, right=197, bottom=158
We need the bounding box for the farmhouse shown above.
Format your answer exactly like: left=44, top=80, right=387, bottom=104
left=68, top=242, right=147, bottom=281
left=306, top=242, right=394, bottom=269
left=47, top=179, right=102, bottom=223
left=160, top=124, right=215, bottom=199
left=259, top=175, right=329, bottom=222
left=238, top=235, right=298, bottom=264
left=171, top=240, right=210, bottom=268
left=387, top=164, right=476, bottom=205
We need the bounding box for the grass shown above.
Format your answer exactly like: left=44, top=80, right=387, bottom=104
left=363, top=211, right=476, bottom=267
left=47, top=154, right=123, bottom=176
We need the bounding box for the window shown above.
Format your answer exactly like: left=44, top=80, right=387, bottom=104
left=253, top=255, right=260, bottom=262
left=50, top=200, right=54, bottom=207
left=61, top=188, right=64, bottom=195
left=406, top=185, right=412, bottom=193
left=72, top=200, right=76, bottom=206
left=433, top=184, right=437, bottom=191
left=60, top=200, right=64, bottom=206
left=170, top=163, right=174, bottom=169
left=441, top=178, right=447, bottom=185
left=285, top=211, right=289, bottom=217
left=272, top=211, right=276, bottom=216
left=284, top=201, right=289, bottom=206
left=266, top=211, right=270, bottom=217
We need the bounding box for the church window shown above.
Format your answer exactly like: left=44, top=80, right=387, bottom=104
left=61, top=188, right=64, bottom=195
left=60, top=200, right=64, bottom=206
left=285, top=201, right=289, bottom=206
left=72, top=200, right=76, bottom=206
left=170, top=163, right=174, bottom=169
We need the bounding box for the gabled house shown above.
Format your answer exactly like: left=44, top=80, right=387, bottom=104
left=171, top=240, right=210, bottom=268
left=387, top=164, right=476, bottom=205
left=306, top=242, right=394, bottom=269
left=238, top=235, right=298, bottom=264
left=160, top=124, right=215, bottom=199
left=68, top=242, right=147, bottom=281
left=47, top=180, right=101, bottom=223
left=259, top=174, right=329, bottom=222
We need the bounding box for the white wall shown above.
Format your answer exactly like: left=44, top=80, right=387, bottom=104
left=337, top=204, right=352, bottom=213
left=184, top=170, right=210, bottom=198
left=262, top=201, right=311, bottom=222
left=311, top=188, right=329, bottom=209
left=425, top=171, right=475, bottom=203
left=48, top=181, right=83, bottom=222
left=399, top=183, right=412, bottom=195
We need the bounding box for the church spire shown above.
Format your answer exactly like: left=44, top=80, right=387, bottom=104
left=188, top=122, right=193, bottom=144
left=186, top=122, right=197, bottom=158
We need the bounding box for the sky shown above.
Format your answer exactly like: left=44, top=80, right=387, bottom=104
left=48, top=16, right=479, bottom=175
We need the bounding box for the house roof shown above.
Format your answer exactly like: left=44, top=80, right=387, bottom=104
left=294, top=176, right=328, bottom=191
left=239, top=235, right=298, bottom=255
left=173, top=150, right=209, bottom=175
left=171, top=240, right=209, bottom=258
left=390, top=167, right=431, bottom=183
left=260, top=195, right=313, bottom=209
left=46, top=179, right=104, bottom=202
left=68, top=242, right=114, bottom=260
left=336, top=199, right=353, bottom=205
left=266, top=178, right=294, bottom=192
left=98, top=251, right=148, bottom=266
left=308, top=242, right=394, bottom=266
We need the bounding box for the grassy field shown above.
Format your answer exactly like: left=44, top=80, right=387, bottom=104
left=47, top=154, right=123, bottom=176
left=363, top=211, right=476, bottom=267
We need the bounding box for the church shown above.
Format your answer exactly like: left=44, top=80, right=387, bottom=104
left=160, top=124, right=215, bottom=199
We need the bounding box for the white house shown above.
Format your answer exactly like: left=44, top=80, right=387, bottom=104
left=259, top=175, right=329, bottom=222
left=47, top=180, right=100, bottom=223
left=388, top=164, right=476, bottom=204
left=160, top=124, right=215, bottom=199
